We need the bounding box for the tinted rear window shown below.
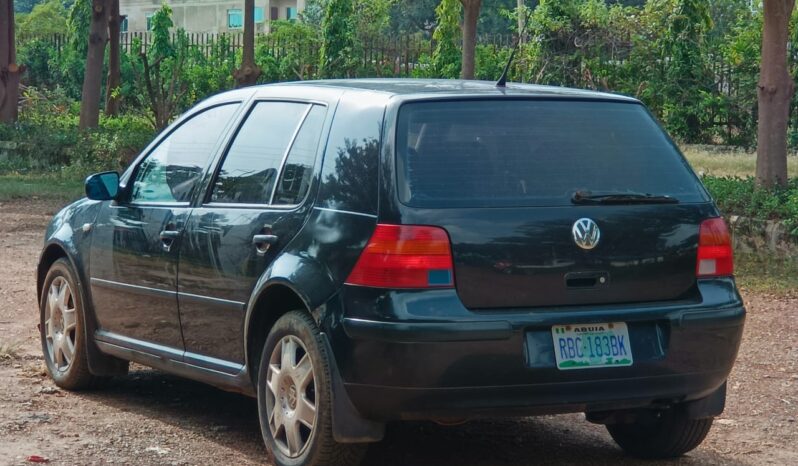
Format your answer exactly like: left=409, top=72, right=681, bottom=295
left=396, top=100, right=706, bottom=208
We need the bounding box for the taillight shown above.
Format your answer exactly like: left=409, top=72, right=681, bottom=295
left=346, top=224, right=454, bottom=288
left=697, top=218, right=734, bottom=277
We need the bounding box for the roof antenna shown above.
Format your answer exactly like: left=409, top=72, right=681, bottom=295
left=497, top=3, right=531, bottom=88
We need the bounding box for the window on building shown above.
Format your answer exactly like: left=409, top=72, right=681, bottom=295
left=227, top=9, right=243, bottom=29
left=287, top=7, right=297, bottom=21
left=120, top=17, right=128, bottom=33
left=145, top=13, right=154, bottom=31
left=270, top=7, right=279, bottom=20
left=254, top=7, right=265, bottom=23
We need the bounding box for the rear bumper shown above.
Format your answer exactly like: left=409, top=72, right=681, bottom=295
left=325, top=279, right=745, bottom=421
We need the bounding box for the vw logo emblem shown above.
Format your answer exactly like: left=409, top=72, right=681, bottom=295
left=572, top=218, right=600, bottom=250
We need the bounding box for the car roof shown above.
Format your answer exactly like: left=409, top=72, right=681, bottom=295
left=270, top=78, right=638, bottom=102
left=205, top=79, right=639, bottom=105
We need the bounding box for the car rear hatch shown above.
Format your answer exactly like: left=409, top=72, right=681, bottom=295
left=394, top=98, right=714, bottom=309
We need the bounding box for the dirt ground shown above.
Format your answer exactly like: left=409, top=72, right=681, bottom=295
left=0, top=199, right=796, bottom=466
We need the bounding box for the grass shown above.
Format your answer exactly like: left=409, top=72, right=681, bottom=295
left=682, top=145, right=798, bottom=178
left=0, top=174, right=84, bottom=202
left=736, top=253, right=798, bottom=294
left=0, top=341, right=21, bottom=361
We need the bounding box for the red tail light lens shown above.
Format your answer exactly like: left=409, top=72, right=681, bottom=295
left=697, top=218, right=734, bottom=277
left=346, top=224, right=454, bottom=288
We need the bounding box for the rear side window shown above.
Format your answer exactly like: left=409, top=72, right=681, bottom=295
left=316, top=97, right=384, bottom=215
left=396, top=100, right=706, bottom=208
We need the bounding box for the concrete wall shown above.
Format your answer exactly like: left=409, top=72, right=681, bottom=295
left=121, top=0, right=304, bottom=33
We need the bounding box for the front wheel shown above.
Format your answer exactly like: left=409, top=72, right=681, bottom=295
left=607, top=407, right=714, bottom=459
left=40, top=258, right=113, bottom=390
left=256, top=310, right=366, bottom=466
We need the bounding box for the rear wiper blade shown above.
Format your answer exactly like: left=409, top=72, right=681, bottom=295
left=571, top=190, right=679, bottom=205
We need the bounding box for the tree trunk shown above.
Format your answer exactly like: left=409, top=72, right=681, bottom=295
left=0, top=0, right=23, bottom=123
left=460, top=0, right=481, bottom=80
left=517, top=0, right=525, bottom=42
left=234, top=0, right=262, bottom=87
left=756, top=0, right=795, bottom=187
left=105, top=0, right=121, bottom=116
left=79, top=0, right=109, bottom=130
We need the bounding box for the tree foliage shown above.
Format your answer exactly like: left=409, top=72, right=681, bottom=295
left=319, top=0, right=356, bottom=78
left=8, top=0, right=798, bottom=152
left=16, top=0, right=67, bottom=36
left=423, top=0, right=463, bottom=79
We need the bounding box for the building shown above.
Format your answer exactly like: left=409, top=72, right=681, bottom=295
left=120, top=1, right=307, bottom=34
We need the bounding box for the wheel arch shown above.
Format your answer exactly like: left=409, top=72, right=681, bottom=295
left=37, top=240, right=127, bottom=377
left=37, top=242, right=72, bottom=301
left=245, top=280, right=312, bottom=385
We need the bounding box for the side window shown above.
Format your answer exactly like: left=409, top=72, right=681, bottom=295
left=316, top=98, right=384, bottom=215
left=131, top=104, right=238, bottom=204
left=211, top=101, right=310, bottom=204
left=273, top=105, right=326, bottom=205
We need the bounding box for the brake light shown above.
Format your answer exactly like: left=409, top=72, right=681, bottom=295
left=697, top=218, right=733, bottom=277
left=346, top=224, right=454, bottom=288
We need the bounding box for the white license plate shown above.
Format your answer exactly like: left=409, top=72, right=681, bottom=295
left=552, top=322, right=633, bottom=370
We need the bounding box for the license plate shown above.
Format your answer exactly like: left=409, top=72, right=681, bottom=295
left=552, top=322, right=633, bottom=370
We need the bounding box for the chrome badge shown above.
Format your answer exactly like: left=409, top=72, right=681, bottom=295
left=572, top=218, right=600, bottom=250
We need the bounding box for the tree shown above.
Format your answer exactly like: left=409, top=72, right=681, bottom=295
left=105, top=0, right=121, bottom=116
left=389, top=0, right=437, bottom=34
left=460, top=0, right=483, bottom=79
left=234, top=0, right=262, bottom=87
left=1, top=0, right=23, bottom=123
left=78, top=0, right=108, bottom=129
left=319, top=0, right=356, bottom=78
left=15, top=0, right=67, bottom=36
left=429, top=0, right=462, bottom=78
left=133, top=3, right=189, bottom=130
left=13, top=0, right=41, bottom=13
left=756, top=0, right=795, bottom=187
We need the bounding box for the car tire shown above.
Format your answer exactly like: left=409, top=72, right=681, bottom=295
left=39, top=258, right=111, bottom=390
left=257, top=310, right=367, bottom=466
left=607, top=406, right=713, bottom=459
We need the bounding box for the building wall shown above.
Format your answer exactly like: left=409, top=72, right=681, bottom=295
left=120, top=0, right=304, bottom=33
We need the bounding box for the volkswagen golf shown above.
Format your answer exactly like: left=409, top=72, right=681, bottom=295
left=37, top=79, right=744, bottom=466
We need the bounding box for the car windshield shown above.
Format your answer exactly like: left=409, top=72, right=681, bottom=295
left=396, top=99, right=707, bottom=208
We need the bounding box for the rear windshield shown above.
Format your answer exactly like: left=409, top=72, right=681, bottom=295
left=396, top=99, right=707, bottom=208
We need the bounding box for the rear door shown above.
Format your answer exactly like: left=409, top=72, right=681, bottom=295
left=177, top=101, right=328, bottom=368
left=394, top=99, right=714, bottom=309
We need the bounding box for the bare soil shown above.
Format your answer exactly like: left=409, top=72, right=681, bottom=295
left=0, top=199, right=796, bottom=466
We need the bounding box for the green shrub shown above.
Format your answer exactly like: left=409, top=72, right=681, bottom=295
left=0, top=87, right=154, bottom=178
left=702, top=176, right=798, bottom=236
left=256, top=20, right=321, bottom=82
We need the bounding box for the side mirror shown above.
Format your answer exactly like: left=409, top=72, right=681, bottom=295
left=85, top=171, right=120, bottom=201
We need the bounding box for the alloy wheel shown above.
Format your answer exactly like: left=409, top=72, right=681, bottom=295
left=265, top=335, right=318, bottom=458
left=44, top=276, right=77, bottom=372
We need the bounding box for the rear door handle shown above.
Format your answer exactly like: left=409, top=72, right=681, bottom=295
left=160, top=230, right=181, bottom=240
left=159, top=229, right=181, bottom=251
left=253, top=234, right=279, bottom=255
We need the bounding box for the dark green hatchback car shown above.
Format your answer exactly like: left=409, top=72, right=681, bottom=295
left=37, top=79, right=744, bottom=466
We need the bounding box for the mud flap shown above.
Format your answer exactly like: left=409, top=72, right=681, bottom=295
left=320, top=333, right=385, bottom=443
left=685, top=382, right=726, bottom=419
